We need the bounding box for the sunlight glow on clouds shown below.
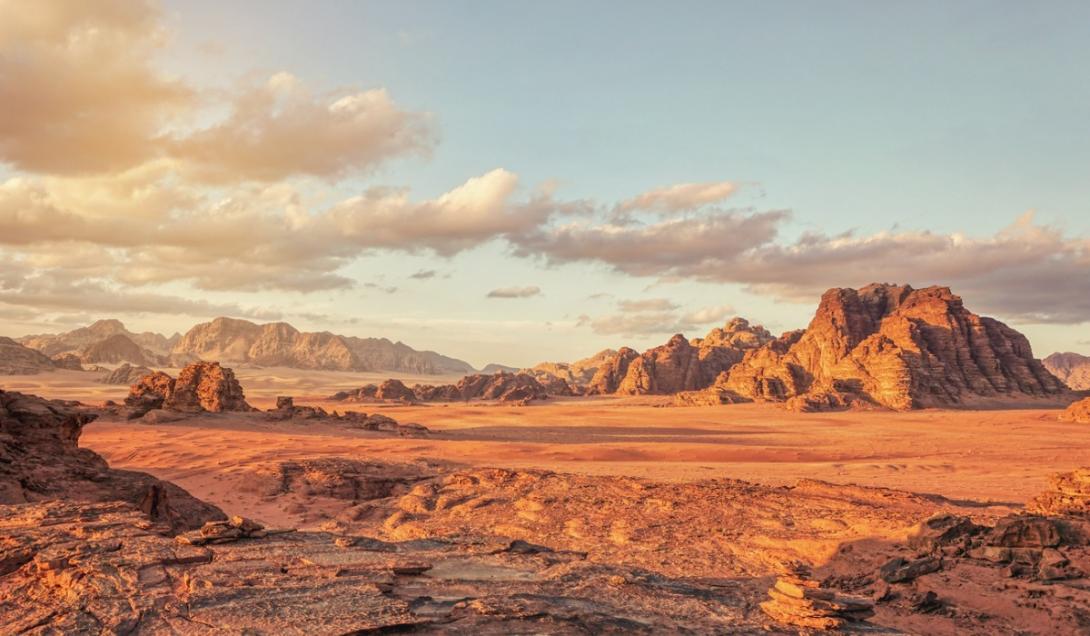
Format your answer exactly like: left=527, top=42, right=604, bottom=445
left=0, top=0, right=1088, bottom=356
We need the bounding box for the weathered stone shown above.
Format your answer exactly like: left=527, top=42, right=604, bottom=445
left=721, top=284, right=1067, bottom=410
left=987, top=515, right=1063, bottom=548
left=879, top=555, right=942, bottom=583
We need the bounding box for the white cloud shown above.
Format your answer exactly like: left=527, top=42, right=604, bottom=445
left=615, top=181, right=736, bottom=214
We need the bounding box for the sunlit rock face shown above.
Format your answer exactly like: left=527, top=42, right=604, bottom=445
left=720, top=283, right=1067, bottom=410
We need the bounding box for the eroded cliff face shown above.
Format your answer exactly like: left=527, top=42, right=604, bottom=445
left=605, top=318, right=775, bottom=396
left=721, top=284, right=1066, bottom=410
left=0, top=389, right=222, bottom=531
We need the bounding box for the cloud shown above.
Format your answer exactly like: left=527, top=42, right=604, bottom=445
left=512, top=209, right=789, bottom=276
left=327, top=169, right=564, bottom=256
left=578, top=296, right=736, bottom=337
left=409, top=269, right=437, bottom=280
left=615, top=181, right=736, bottom=214
left=682, top=305, right=735, bottom=324
left=0, top=271, right=280, bottom=320
left=617, top=298, right=678, bottom=312
left=363, top=283, right=399, bottom=294
left=0, top=3, right=431, bottom=183
left=702, top=212, right=1090, bottom=324
left=487, top=286, right=542, bottom=299
left=172, top=75, right=434, bottom=182
left=0, top=0, right=191, bottom=174
left=0, top=168, right=566, bottom=292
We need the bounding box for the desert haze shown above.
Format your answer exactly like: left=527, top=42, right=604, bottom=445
left=4, top=1, right=1090, bottom=634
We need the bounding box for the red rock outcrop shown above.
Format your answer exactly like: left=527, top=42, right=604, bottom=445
left=606, top=318, right=775, bottom=396
left=720, top=284, right=1067, bottom=410
left=1045, top=352, right=1090, bottom=391
left=415, top=372, right=550, bottom=404
left=585, top=347, right=640, bottom=394
left=335, top=372, right=550, bottom=405
left=1030, top=468, right=1090, bottom=516
left=527, top=349, right=619, bottom=395
left=125, top=362, right=252, bottom=416
left=1060, top=398, right=1090, bottom=424
left=0, top=389, right=222, bottom=531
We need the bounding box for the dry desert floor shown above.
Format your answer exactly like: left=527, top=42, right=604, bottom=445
left=8, top=368, right=1086, bottom=519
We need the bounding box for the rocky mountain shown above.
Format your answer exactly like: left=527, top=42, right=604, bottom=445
left=481, top=362, right=518, bottom=374
left=585, top=318, right=776, bottom=395
left=19, top=319, right=177, bottom=358
left=171, top=317, right=474, bottom=375
left=1044, top=352, right=1090, bottom=391
left=0, top=337, right=58, bottom=375
left=79, top=333, right=161, bottom=366
left=717, top=283, right=1066, bottom=411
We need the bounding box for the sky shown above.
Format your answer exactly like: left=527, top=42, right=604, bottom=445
left=1, top=0, right=1089, bottom=368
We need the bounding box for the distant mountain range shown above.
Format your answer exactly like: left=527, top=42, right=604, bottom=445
left=1043, top=352, right=1090, bottom=391
left=11, top=318, right=475, bottom=375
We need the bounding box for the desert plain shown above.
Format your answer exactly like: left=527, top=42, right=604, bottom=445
left=5, top=368, right=1083, bottom=510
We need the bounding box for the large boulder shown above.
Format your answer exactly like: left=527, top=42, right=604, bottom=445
left=125, top=362, right=252, bottom=416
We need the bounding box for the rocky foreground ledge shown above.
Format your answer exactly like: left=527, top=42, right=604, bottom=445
left=4, top=388, right=1090, bottom=633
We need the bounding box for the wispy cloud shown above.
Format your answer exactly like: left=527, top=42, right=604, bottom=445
left=487, top=286, right=542, bottom=299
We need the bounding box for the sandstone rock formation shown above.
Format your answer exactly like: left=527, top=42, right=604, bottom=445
left=760, top=563, right=873, bottom=629
left=585, top=347, right=640, bottom=394
left=49, top=352, right=83, bottom=370
left=264, top=396, right=429, bottom=436
left=125, top=362, right=252, bottom=416
left=527, top=349, right=620, bottom=395
left=719, top=284, right=1067, bottom=410
left=78, top=332, right=160, bottom=366
left=99, top=363, right=154, bottom=385
left=1045, top=352, right=1090, bottom=390
left=335, top=372, right=550, bottom=405
left=0, top=499, right=778, bottom=634
left=172, top=316, right=474, bottom=374
left=0, top=336, right=58, bottom=374
left=415, top=372, right=549, bottom=404
left=1060, top=398, right=1090, bottom=424
left=19, top=319, right=176, bottom=362
left=0, top=389, right=222, bottom=531
left=1031, top=468, right=1090, bottom=517
left=588, top=318, right=775, bottom=396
